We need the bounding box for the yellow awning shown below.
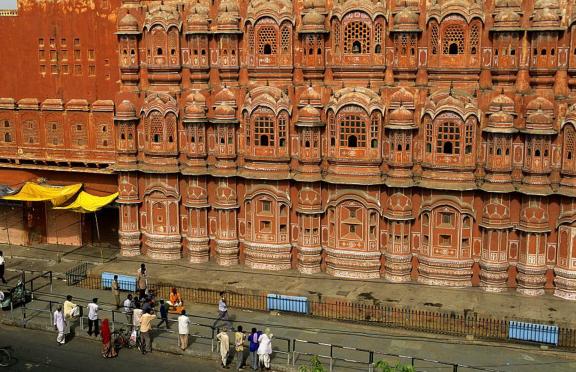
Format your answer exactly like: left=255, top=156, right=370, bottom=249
left=53, top=191, right=119, bottom=213
left=1, top=182, right=82, bottom=206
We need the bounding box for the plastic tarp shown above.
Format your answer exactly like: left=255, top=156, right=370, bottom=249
left=53, top=191, right=119, bottom=213
left=0, top=185, right=17, bottom=197
left=1, top=182, right=82, bottom=206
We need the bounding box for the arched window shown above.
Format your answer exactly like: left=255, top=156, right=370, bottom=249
left=437, top=120, right=460, bottom=155
left=563, top=124, right=576, bottom=172
left=344, top=20, right=371, bottom=54
left=338, top=109, right=367, bottom=148
left=442, top=24, right=465, bottom=55
left=430, top=22, right=439, bottom=55
left=257, top=25, right=277, bottom=55
left=254, top=114, right=275, bottom=147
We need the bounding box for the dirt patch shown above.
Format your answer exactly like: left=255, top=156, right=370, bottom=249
left=423, top=302, right=443, bottom=308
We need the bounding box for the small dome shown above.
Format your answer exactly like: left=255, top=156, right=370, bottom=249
left=118, top=13, right=139, bottom=33
left=488, top=111, right=514, bottom=126
left=394, top=8, right=419, bottom=28
left=526, top=96, right=554, bottom=112
left=495, top=0, right=522, bottom=8
left=532, top=7, right=560, bottom=24
left=300, top=86, right=322, bottom=106
left=526, top=111, right=554, bottom=126
left=389, top=106, right=414, bottom=124
left=534, top=0, right=559, bottom=9
left=490, top=92, right=515, bottom=112
left=214, top=87, right=237, bottom=106
left=390, top=87, right=414, bottom=108
left=494, top=9, right=521, bottom=24
left=299, top=105, right=321, bottom=119
left=302, top=9, right=325, bottom=26
left=184, top=92, right=207, bottom=121
left=213, top=104, right=236, bottom=119
left=395, top=0, right=420, bottom=8
left=116, top=100, right=137, bottom=119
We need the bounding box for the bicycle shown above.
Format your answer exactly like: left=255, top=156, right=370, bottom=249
left=112, top=328, right=141, bottom=351
left=0, top=346, right=13, bottom=367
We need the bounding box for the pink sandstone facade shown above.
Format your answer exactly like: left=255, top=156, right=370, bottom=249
left=1, top=0, right=576, bottom=299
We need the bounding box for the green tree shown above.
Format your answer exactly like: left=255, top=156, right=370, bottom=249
left=374, top=360, right=416, bottom=372
left=298, top=355, right=326, bottom=372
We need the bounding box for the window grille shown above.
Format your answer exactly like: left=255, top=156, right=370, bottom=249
left=254, top=115, right=275, bottom=147
left=339, top=112, right=367, bottom=147
left=442, top=24, right=465, bottom=55
left=343, top=21, right=370, bottom=54
left=257, top=26, right=277, bottom=55
left=431, top=22, right=439, bottom=55
left=436, top=121, right=461, bottom=154
left=470, top=23, right=480, bottom=54
left=281, top=25, right=290, bottom=53
left=564, top=124, right=576, bottom=164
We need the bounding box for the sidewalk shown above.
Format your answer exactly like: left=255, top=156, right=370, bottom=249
left=2, top=243, right=575, bottom=326
left=1, top=279, right=576, bottom=372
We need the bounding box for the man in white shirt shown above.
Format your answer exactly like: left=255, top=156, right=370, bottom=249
left=177, top=309, right=191, bottom=351
left=123, top=293, right=134, bottom=327
left=87, top=297, right=99, bottom=337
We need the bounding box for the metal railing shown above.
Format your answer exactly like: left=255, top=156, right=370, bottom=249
left=2, top=292, right=515, bottom=372
left=65, top=263, right=88, bottom=286
left=70, top=274, right=576, bottom=351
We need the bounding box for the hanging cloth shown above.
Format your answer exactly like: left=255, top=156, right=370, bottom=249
left=1, top=182, right=82, bottom=206
left=53, top=191, right=119, bottom=213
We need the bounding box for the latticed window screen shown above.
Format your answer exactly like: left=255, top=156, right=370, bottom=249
left=281, top=25, right=290, bottom=52
left=470, top=24, right=480, bottom=54
left=165, top=113, right=176, bottom=143
left=425, top=120, right=433, bottom=152
left=97, top=123, right=112, bottom=148
left=328, top=112, right=336, bottom=145
left=257, top=26, right=278, bottom=55
left=374, top=22, right=382, bottom=50
left=339, top=113, right=367, bottom=147
left=168, top=30, right=178, bottom=56
left=442, top=24, right=465, bottom=55
left=153, top=29, right=165, bottom=55
left=564, top=125, right=576, bottom=164
left=370, top=114, right=379, bottom=148
left=248, top=27, right=255, bottom=53
left=431, top=23, right=439, bottom=54
left=493, top=135, right=509, bottom=156
left=244, top=112, right=251, bottom=146
left=47, top=121, right=63, bottom=146
left=465, top=119, right=474, bottom=154
left=0, top=120, right=13, bottom=143
left=278, top=112, right=287, bottom=146
left=149, top=113, right=164, bottom=143
left=23, top=120, right=39, bottom=144
left=254, top=115, right=275, bottom=147
left=71, top=122, right=88, bottom=147
left=333, top=22, right=340, bottom=49
left=436, top=121, right=461, bottom=154
left=343, top=21, right=370, bottom=54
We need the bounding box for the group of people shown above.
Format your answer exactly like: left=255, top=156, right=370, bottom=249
left=216, top=326, right=273, bottom=371
left=49, top=263, right=276, bottom=370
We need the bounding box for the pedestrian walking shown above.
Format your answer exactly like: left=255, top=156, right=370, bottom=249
left=142, top=297, right=153, bottom=314
left=139, top=309, right=155, bottom=354
left=123, top=293, right=134, bottom=327
left=216, top=327, right=230, bottom=369
left=0, top=250, right=7, bottom=284
left=249, top=328, right=262, bottom=371
left=235, top=325, right=246, bottom=370
left=111, top=275, right=121, bottom=309
left=53, top=305, right=67, bottom=345
left=87, top=298, right=100, bottom=337
left=257, top=328, right=273, bottom=371
left=133, top=302, right=143, bottom=331
left=137, top=264, right=148, bottom=299
left=156, top=299, right=169, bottom=329
left=212, top=291, right=232, bottom=330
left=101, top=319, right=118, bottom=358
left=177, top=309, right=190, bottom=351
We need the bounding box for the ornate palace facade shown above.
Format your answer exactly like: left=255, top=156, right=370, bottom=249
left=2, top=0, right=576, bottom=299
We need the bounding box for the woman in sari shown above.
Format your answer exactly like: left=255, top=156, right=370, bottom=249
left=101, top=319, right=118, bottom=358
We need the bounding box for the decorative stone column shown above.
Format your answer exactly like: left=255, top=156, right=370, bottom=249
left=117, top=172, right=141, bottom=256
left=183, top=176, right=210, bottom=263
left=214, top=178, right=239, bottom=265
left=296, top=185, right=323, bottom=274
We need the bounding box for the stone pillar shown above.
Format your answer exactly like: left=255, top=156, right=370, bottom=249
left=554, top=224, right=576, bottom=300
left=383, top=220, right=412, bottom=283
left=118, top=172, right=141, bottom=256
left=296, top=213, right=322, bottom=274
left=479, top=228, right=510, bottom=292
left=516, top=232, right=547, bottom=296
left=214, top=179, right=239, bottom=266
left=183, top=176, right=210, bottom=263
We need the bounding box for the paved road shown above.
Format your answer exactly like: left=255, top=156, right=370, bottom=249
left=0, top=325, right=220, bottom=372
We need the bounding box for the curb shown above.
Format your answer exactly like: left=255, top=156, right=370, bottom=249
left=0, top=317, right=296, bottom=371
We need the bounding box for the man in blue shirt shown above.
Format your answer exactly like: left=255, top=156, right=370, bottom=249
left=212, top=291, right=232, bottom=330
